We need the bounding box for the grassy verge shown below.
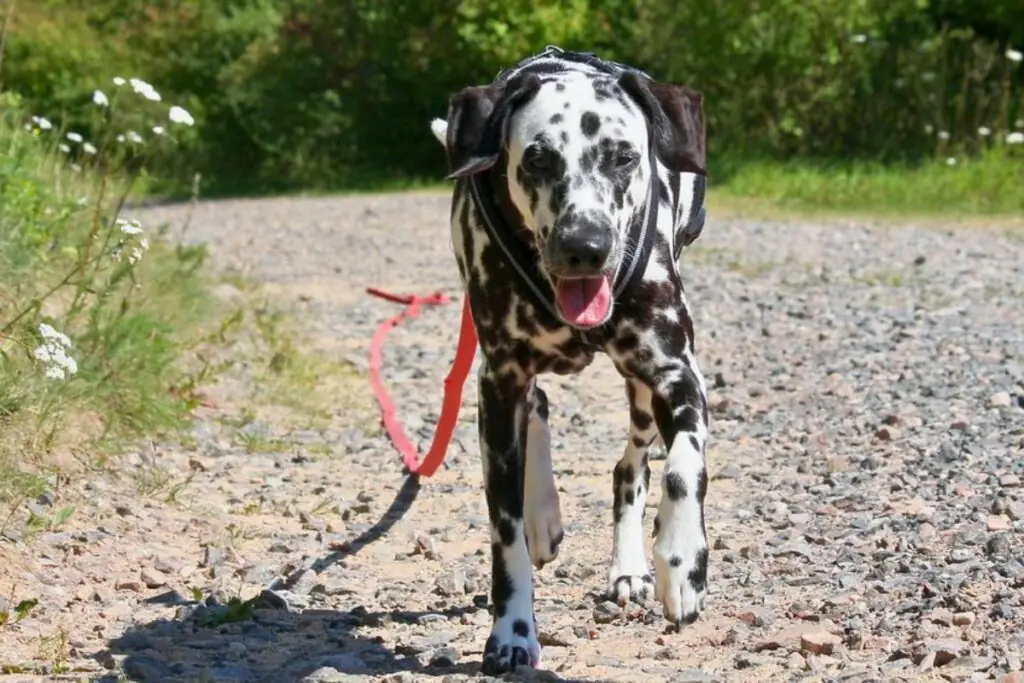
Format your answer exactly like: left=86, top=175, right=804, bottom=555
left=245, top=147, right=1024, bottom=229
left=0, top=89, right=229, bottom=533
left=709, top=148, right=1024, bottom=225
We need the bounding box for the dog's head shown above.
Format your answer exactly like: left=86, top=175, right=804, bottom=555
left=442, top=66, right=706, bottom=329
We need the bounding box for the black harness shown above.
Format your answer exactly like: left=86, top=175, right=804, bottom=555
left=465, top=46, right=706, bottom=339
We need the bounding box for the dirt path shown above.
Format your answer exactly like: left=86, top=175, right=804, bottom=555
left=2, top=191, right=1023, bottom=683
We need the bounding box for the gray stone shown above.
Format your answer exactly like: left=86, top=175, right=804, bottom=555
left=593, top=600, right=622, bottom=624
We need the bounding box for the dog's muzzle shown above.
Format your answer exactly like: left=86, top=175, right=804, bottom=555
left=545, top=215, right=617, bottom=329
left=546, top=215, right=615, bottom=278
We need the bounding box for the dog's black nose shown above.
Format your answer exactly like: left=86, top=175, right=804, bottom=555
left=549, top=222, right=613, bottom=275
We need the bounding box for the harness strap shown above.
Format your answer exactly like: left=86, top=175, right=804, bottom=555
left=612, top=143, right=659, bottom=299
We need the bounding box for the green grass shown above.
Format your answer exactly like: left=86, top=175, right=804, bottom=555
left=0, top=91, right=226, bottom=530
left=711, top=148, right=1024, bottom=221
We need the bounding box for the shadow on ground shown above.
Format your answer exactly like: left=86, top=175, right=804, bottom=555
left=90, top=475, right=612, bottom=683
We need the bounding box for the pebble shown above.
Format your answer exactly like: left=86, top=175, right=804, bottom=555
left=593, top=601, right=622, bottom=624
left=990, top=392, right=1013, bottom=408
left=434, top=569, right=468, bottom=596
left=801, top=631, right=841, bottom=655
left=140, top=567, right=166, bottom=589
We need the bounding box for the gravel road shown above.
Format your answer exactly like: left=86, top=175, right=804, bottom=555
left=1, top=190, right=1023, bottom=683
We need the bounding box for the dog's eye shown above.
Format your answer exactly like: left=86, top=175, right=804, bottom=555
left=523, top=147, right=555, bottom=175
left=614, top=150, right=640, bottom=172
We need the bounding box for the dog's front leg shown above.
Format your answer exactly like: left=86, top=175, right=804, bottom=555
left=650, top=357, right=710, bottom=627
left=607, top=378, right=657, bottom=605
left=478, top=364, right=542, bottom=674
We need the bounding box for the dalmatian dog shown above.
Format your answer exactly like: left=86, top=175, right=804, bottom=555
left=429, top=47, right=710, bottom=674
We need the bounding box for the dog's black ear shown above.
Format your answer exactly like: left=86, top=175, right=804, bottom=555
left=444, top=74, right=542, bottom=180
left=618, top=71, right=707, bottom=177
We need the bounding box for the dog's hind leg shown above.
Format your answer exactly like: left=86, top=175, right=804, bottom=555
left=478, top=364, right=542, bottom=674
left=521, top=381, right=563, bottom=570
left=607, top=378, right=656, bottom=605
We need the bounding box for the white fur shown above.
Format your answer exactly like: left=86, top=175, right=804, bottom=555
left=431, top=118, right=448, bottom=146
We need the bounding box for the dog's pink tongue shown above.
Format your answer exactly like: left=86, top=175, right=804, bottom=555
left=555, top=276, right=611, bottom=327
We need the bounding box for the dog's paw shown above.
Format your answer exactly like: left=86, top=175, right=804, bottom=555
left=653, top=539, right=708, bottom=627
left=481, top=616, right=542, bottom=675
left=607, top=572, right=653, bottom=606
left=523, top=498, right=563, bottom=569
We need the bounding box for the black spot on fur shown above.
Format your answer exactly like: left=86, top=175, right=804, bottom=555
left=688, top=547, right=709, bottom=592
left=624, top=489, right=635, bottom=506
left=534, top=386, right=549, bottom=421
left=664, top=471, right=687, bottom=501
left=490, top=542, right=514, bottom=618
left=581, top=111, right=601, bottom=138
left=632, top=435, right=647, bottom=448
left=555, top=82, right=566, bottom=92
left=549, top=112, right=564, bottom=124
left=669, top=555, right=682, bottom=568
left=630, top=407, right=653, bottom=431
left=615, top=332, right=640, bottom=354
left=688, top=435, right=701, bottom=452
left=652, top=515, right=660, bottom=538
left=497, top=517, right=516, bottom=546
left=513, top=619, right=530, bottom=637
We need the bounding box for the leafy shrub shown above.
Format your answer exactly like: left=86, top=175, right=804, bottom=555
left=0, top=86, right=216, bottom=513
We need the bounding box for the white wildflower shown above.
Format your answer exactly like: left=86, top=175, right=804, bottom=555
left=31, top=115, right=53, bottom=131
left=33, top=324, right=77, bottom=381
left=938, top=130, right=950, bottom=141
left=129, top=78, right=161, bottom=102
left=924, top=124, right=934, bottom=135
left=116, top=134, right=126, bottom=143
left=1007, top=131, right=1024, bottom=145
left=852, top=34, right=868, bottom=44
left=39, top=323, right=71, bottom=347
left=66, top=131, right=83, bottom=144
left=1016, top=118, right=1024, bottom=129
left=115, top=217, right=144, bottom=235
left=129, top=239, right=150, bottom=265
left=92, top=89, right=109, bottom=107
left=113, top=76, right=126, bottom=87
left=44, top=366, right=67, bottom=381
left=152, top=125, right=166, bottom=136
left=82, top=142, right=98, bottom=155
left=59, top=144, right=71, bottom=154
left=112, top=219, right=148, bottom=265
left=70, top=164, right=82, bottom=173
left=1007, top=48, right=1023, bottom=63
left=126, top=130, right=143, bottom=144
left=168, top=105, right=194, bottom=127
left=77, top=196, right=89, bottom=206
left=978, top=126, right=992, bottom=137
left=946, top=157, right=957, bottom=166
left=922, top=72, right=936, bottom=83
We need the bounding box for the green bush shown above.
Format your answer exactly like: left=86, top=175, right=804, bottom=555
left=2, top=0, right=1022, bottom=198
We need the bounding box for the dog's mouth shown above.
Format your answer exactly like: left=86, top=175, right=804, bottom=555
left=554, top=275, right=612, bottom=328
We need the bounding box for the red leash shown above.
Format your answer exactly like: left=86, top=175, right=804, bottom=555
left=366, top=287, right=477, bottom=477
